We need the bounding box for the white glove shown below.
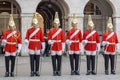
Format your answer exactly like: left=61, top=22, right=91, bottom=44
left=102, top=41, right=106, bottom=46
left=106, top=41, right=110, bottom=45
left=41, top=42, right=45, bottom=54
left=25, top=39, right=29, bottom=44
left=97, top=43, right=100, bottom=52
left=2, top=39, right=7, bottom=45
left=66, top=39, right=71, bottom=45
left=17, top=49, right=20, bottom=56
left=62, top=43, right=65, bottom=52
left=48, top=40, right=54, bottom=45
left=116, top=43, right=119, bottom=53
left=82, top=40, right=88, bottom=45
left=80, top=43, right=84, bottom=53
left=17, top=44, right=22, bottom=55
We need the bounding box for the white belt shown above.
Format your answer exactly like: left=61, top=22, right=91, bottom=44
left=52, top=40, right=61, bottom=42
left=29, top=39, right=40, bottom=42
left=109, top=42, right=115, bottom=45
left=6, top=42, right=16, bottom=45
left=70, top=40, right=79, bottom=43
left=87, top=41, right=96, bottom=43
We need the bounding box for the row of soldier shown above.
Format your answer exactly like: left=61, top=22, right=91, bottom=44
left=1, top=12, right=119, bottom=77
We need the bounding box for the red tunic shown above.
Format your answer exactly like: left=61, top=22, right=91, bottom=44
left=3, top=30, right=22, bottom=52
left=83, top=30, right=100, bottom=51
left=66, top=29, right=82, bottom=51
left=25, top=27, right=44, bottom=50
left=102, top=32, right=118, bottom=52
left=48, top=28, right=65, bottom=51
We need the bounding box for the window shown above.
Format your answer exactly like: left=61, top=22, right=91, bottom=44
left=84, top=3, right=101, bottom=15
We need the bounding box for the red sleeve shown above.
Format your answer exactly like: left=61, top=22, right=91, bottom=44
left=83, top=31, right=87, bottom=40
left=61, top=29, right=65, bottom=42
left=96, top=32, right=100, bottom=43
left=25, top=29, right=29, bottom=40
left=102, top=33, right=106, bottom=41
left=66, top=30, right=70, bottom=40
left=48, top=29, right=52, bottom=40
left=115, top=32, right=118, bottom=43
left=79, top=30, right=83, bottom=42
left=40, top=29, right=44, bottom=42
left=2, top=30, right=7, bottom=39
left=17, top=32, right=22, bottom=44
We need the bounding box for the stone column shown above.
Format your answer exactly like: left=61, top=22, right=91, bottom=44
left=21, top=13, right=33, bottom=56
left=113, top=16, right=120, bottom=53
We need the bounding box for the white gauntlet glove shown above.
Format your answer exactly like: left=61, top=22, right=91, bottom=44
left=17, top=44, right=22, bottom=55
left=97, top=43, right=100, bottom=52
left=48, top=40, right=54, bottom=45
left=62, top=43, right=65, bottom=52
left=116, top=43, right=119, bottom=53
left=2, top=39, right=7, bottom=45
left=41, top=42, right=45, bottom=54
left=25, top=39, right=29, bottom=44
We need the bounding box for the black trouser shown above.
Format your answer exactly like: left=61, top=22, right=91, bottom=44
left=69, top=54, right=79, bottom=71
left=5, top=56, right=16, bottom=73
left=30, top=55, right=40, bottom=72
left=104, top=54, right=115, bottom=72
left=51, top=55, right=62, bottom=72
left=86, top=55, right=95, bottom=71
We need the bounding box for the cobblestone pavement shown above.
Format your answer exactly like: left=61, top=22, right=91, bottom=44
left=0, top=54, right=120, bottom=80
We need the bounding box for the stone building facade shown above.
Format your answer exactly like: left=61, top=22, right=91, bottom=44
left=0, top=0, right=120, bottom=55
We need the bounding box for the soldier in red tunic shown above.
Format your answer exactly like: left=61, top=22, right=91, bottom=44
left=102, top=17, right=119, bottom=75
left=25, top=13, right=45, bottom=76
left=82, top=15, right=100, bottom=75
left=48, top=12, right=65, bottom=76
left=2, top=14, right=22, bottom=77
left=66, top=14, right=83, bottom=75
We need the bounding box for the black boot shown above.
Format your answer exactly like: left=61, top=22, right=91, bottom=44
left=86, top=55, right=91, bottom=75
left=110, top=55, right=116, bottom=75
left=10, top=72, right=14, bottom=77
left=30, top=71, right=34, bottom=77
left=75, top=71, right=80, bottom=75
left=105, top=70, right=109, bottom=75
left=35, top=71, right=40, bottom=76
left=5, top=72, right=9, bottom=77
left=86, top=70, right=91, bottom=75
left=57, top=71, right=61, bottom=76
left=71, top=70, right=75, bottom=75
left=10, top=56, right=16, bottom=77
left=5, top=56, right=10, bottom=77
left=91, top=56, right=96, bottom=75
left=30, top=55, right=35, bottom=76
left=91, top=70, right=96, bottom=75
left=57, top=56, right=62, bottom=76
left=69, top=54, right=74, bottom=75
left=111, top=70, right=116, bottom=75
left=53, top=71, right=57, bottom=76
left=104, top=55, right=109, bottom=75
left=35, top=55, right=40, bottom=76
left=75, top=54, right=80, bottom=75
left=51, top=56, right=57, bottom=76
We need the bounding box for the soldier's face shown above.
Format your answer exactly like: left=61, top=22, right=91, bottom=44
left=88, top=25, right=94, bottom=30
left=9, top=26, right=15, bottom=31
left=33, top=23, right=39, bottom=28
left=54, top=23, right=60, bottom=28
left=71, top=23, right=77, bottom=29
left=107, top=27, right=113, bottom=32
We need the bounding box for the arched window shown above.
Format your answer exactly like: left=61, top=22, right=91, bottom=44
left=0, top=1, right=21, bottom=33
left=84, top=3, right=101, bottom=15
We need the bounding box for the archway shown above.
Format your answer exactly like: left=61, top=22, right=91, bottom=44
left=83, top=0, right=113, bottom=35
left=0, top=0, right=21, bottom=34
left=36, top=0, right=69, bottom=33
